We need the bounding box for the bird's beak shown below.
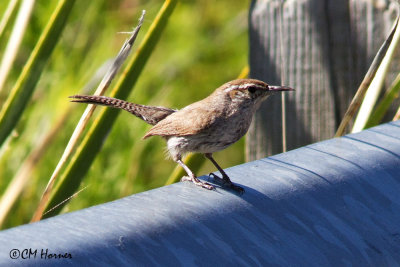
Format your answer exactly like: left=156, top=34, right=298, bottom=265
left=268, top=85, right=295, bottom=91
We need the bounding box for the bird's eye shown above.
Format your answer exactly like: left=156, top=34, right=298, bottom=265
left=248, top=87, right=256, bottom=94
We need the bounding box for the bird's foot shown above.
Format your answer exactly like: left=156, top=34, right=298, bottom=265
left=208, top=173, right=244, bottom=194
left=181, top=176, right=215, bottom=190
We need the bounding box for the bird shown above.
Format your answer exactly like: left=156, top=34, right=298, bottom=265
left=70, top=78, right=294, bottom=193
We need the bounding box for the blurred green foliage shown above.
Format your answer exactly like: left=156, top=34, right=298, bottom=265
left=0, top=0, right=248, bottom=228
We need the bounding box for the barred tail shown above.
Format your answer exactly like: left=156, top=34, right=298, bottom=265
left=69, top=95, right=175, bottom=125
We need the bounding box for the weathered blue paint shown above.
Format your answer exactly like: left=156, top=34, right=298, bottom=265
left=0, top=121, right=399, bottom=266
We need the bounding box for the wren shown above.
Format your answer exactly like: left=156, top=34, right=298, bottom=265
left=70, top=79, right=294, bottom=193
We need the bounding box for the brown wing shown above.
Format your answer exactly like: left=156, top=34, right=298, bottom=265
left=143, top=100, right=221, bottom=139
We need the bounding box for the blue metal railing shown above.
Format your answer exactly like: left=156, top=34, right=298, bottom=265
left=0, top=121, right=399, bottom=266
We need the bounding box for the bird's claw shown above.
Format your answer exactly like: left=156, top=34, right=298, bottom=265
left=181, top=176, right=215, bottom=190
left=208, top=173, right=245, bottom=194
left=208, top=173, right=225, bottom=185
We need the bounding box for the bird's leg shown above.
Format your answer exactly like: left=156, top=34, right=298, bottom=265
left=204, top=153, right=244, bottom=193
left=204, top=153, right=232, bottom=183
left=177, top=159, right=214, bottom=190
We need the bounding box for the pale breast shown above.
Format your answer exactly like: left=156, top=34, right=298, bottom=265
left=166, top=106, right=254, bottom=158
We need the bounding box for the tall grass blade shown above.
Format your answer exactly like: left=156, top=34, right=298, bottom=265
left=335, top=16, right=399, bottom=137
left=365, top=73, right=400, bottom=128
left=31, top=11, right=146, bottom=223
left=0, top=112, right=68, bottom=228
left=393, top=104, right=400, bottom=120
left=0, top=0, right=19, bottom=39
left=31, top=10, right=146, bottom=222
left=35, top=0, right=177, bottom=220
left=0, top=0, right=76, bottom=147
left=0, top=0, right=35, bottom=93
left=0, top=62, right=107, bottom=228
left=352, top=15, right=400, bottom=133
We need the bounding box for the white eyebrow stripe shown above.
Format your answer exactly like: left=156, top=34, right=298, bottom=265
left=223, top=85, right=239, bottom=92
left=223, top=83, right=267, bottom=93
left=238, top=83, right=266, bottom=89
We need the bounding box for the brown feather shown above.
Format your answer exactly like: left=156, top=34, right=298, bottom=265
left=143, top=96, right=225, bottom=139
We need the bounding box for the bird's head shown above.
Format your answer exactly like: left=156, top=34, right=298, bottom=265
left=217, top=78, right=294, bottom=109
